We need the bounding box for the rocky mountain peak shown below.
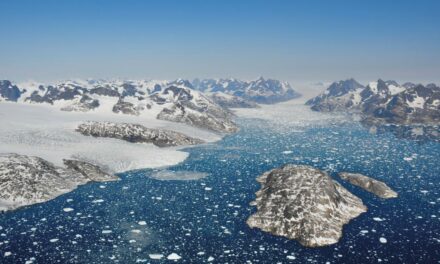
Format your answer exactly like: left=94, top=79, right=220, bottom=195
left=0, top=80, right=22, bottom=102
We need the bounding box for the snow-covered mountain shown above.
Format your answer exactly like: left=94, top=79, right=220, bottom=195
left=306, top=79, right=440, bottom=124
left=0, top=79, right=237, bottom=133
left=364, top=83, right=440, bottom=124
left=192, top=77, right=301, bottom=106
left=305, top=78, right=365, bottom=111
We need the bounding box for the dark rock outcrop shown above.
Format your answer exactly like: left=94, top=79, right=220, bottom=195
left=0, top=80, right=21, bottom=101
left=76, top=121, right=204, bottom=147
left=61, top=95, right=100, bottom=112
left=63, top=159, right=117, bottom=182
left=112, top=99, right=141, bottom=115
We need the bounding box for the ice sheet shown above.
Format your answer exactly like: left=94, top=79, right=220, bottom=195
left=0, top=102, right=220, bottom=173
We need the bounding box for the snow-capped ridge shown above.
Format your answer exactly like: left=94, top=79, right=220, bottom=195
left=0, top=79, right=237, bottom=133
left=307, top=78, right=440, bottom=124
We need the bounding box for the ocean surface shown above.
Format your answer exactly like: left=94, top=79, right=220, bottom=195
left=1, top=116, right=439, bottom=263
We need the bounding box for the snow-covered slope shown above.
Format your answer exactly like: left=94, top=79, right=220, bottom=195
left=153, top=84, right=238, bottom=133
left=305, top=78, right=365, bottom=111
left=192, top=77, right=301, bottom=105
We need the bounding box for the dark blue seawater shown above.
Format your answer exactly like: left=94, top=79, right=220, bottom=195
left=1, top=118, right=439, bottom=263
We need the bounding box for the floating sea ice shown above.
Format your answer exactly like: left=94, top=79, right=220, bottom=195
left=49, top=238, right=59, bottom=243
left=204, top=187, right=212, bottom=191
left=373, top=217, right=385, bottom=222
left=4, top=252, right=12, bottom=257
left=207, top=256, right=215, bottom=262
left=167, top=253, right=182, bottom=260
left=102, top=230, right=112, bottom=234
left=92, top=199, right=105, bottom=203
left=282, top=150, right=293, bottom=154
left=379, top=237, right=387, bottom=243
left=25, top=258, right=35, bottom=264
left=63, top=208, right=74, bottom=212
left=149, top=254, right=164, bottom=260
left=286, top=255, right=296, bottom=260
left=138, top=221, right=147, bottom=226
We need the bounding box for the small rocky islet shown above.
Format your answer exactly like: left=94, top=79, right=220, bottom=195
left=339, top=172, right=398, bottom=199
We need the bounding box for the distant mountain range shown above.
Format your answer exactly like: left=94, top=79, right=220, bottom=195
left=306, top=79, right=440, bottom=125
left=192, top=77, right=301, bottom=106
left=0, top=77, right=301, bottom=132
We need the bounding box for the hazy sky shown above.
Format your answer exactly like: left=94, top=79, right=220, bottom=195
left=1, top=0, right=439, bottom=84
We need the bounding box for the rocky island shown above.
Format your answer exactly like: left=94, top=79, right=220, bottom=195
left=247, top=165, right=367, bottom=247
left=339, top=172, right=398, bottom=199
left=77, top=121, right=204, bottom=147
left=0, top=153, right=118, bottom=211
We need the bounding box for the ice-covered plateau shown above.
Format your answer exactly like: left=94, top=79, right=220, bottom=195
left=0, top=153, right=118, bottom=211
left=339, top=172, right=398, bottom=199
left=247, top=164, right=367, bottom=247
